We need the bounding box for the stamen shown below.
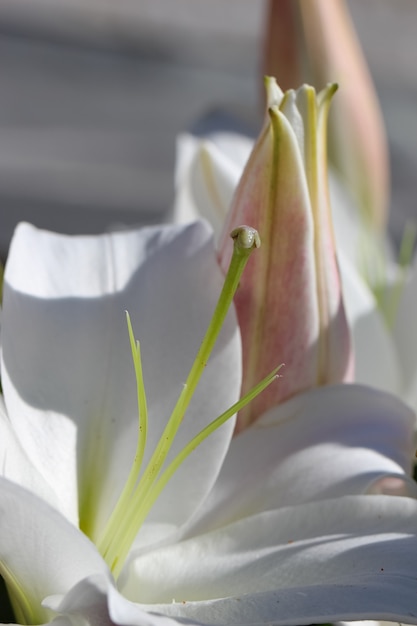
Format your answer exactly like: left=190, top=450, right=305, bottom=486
left=98, top=226, right=271, bottom=578
left=97, top=313, right=148, bottom=558
left=122, top=365, right=283, bottom=554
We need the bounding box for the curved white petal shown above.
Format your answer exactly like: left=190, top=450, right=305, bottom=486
left=330, top=171, right=368, bottom=264
left=121, top=495, right=417, bottom=626
left=47, top=574, right=197, bottom=626
left=206, top=132, right=253, bottom=171
left=0, top=396, right=63, bottom=516
left=0, top=478, right=108, bottom=625
left=174, top=133, right=246, bottom=241
left=339, top=251, right=401, bottom=394
left=47, top=495, right=417, bottom=625
left=188, top=142, right=240, bottom=235
left=330, top=170, right=394, bottom=274
left=2, top=221, right=241, bottom=542
left=174, top=132, right=252, bottom=193
left=183, top=384, right=415, bottom=536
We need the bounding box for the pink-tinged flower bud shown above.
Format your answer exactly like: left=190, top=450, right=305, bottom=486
left=263, top=0, right=389, bottom=231
left=219, top=79, right=353, bottom=431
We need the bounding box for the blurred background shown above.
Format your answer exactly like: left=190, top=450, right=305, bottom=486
left=0, top=0, right=416, bottom=257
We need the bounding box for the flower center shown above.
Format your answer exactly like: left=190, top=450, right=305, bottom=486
left=96, top=226, right=279, bottom=579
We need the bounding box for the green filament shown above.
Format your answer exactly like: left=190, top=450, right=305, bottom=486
left=111, top=365, right=281, bottom=578
left=96, top=313, right=148, bottom=557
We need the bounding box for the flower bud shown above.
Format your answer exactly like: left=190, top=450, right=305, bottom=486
left=219, top=79, right=353, bottom=430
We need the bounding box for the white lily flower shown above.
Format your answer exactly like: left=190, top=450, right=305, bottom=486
left=1, top=220, right=417, bottom=625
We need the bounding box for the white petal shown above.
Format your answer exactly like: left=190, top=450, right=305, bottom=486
left=122, top=495, right=417, bottom=626
left=207, top=132, right=253, bottom=171
left=2, top=221, right=241, bottom=541
left=184, top=384, right=415, bottom=535
left=48, top=574, right=199, bottom=626
left=174, top=135, right=242, bottom=240
left=336, top=620, right=392, bottom=626
left=0, top=396, right=64, bottom=517
left=330, top=172, right=394, bottom=274
left=330, top=171, right=365, bottom=262
left=45, top=499, right=417, bottom=626
left=339, top=251, right=401, bottom=394
left=0, top=478, right=108, bottom=625
left=175, top=131, right=252, bottom=186
left=147, top=576, right=417, bottom=626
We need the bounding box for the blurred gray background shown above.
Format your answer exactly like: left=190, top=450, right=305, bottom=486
left=0, top=0, right=416, bottom=257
